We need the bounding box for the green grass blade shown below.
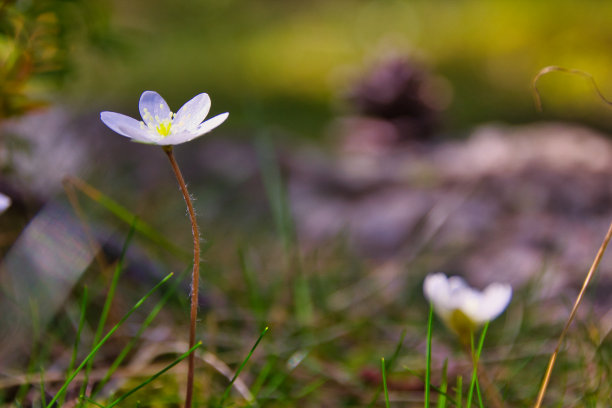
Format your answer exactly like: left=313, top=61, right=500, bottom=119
left=219, top=326, right=269, bottom=405
left=475, top=380, right=484, bottom=408
left=381, top=358, right=390, bottom=408
left=474, top=323, right=489, bottom=408
left=93, top=267, right=188, bottom=396
left=82, top=223, right=136, bottom=400
left=104, top=342, right=202, bottom=408
left=249, top=355, right=275, bottom=399
left=81, top=396, right=105, bottom=407
left=437, top=359, right=448, bottom=408
left=45, top=272, right=174, bottom=408
left=466, top=332, right=476, bottom=408
left=403, top=367, right=457, bottom=406
left=367, top=329, right=407, bottom=407
left=425, top=303, right=434, bottom=407
left=58, top=287, right=89, bottom=407
left=39, top=367, right=47, bottom=407
left=466, top=322, right=489, bottom=408
left=475, top=323, right=489, bottom=361
left=456, top=376, right=463, bottom=408
left=95, top=221, right=136, bottom=343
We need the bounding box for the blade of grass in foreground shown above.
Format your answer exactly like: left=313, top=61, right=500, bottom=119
left=103, top=342, right=202, bottom=408
left=437, top=359, right=448, bottom=408
left=58, top=287, right=89, bottom=407
left=402, top=367, right=456, bottom=406
left=81, top=397, right=104, bottom=407
left=83, top=223, right=136, bottom=400
left=93, top=267, right=188, bottom=397
left=456, top=375, right=463, bottom=408
left=45, top=272, right=174, bottom=408
left=39, top=367, right=47, bottom=407
left=95, top=222, right=136, bottom=343
left=381, top=358, right=390, bottom=408
left=466, top=322, right=489, bottom=408
left=425, top=303, right=434, bottom=408
left=475, top=380, right=484, bottom=408
left=367, top=329, right=407, bottom=408
left=218, top=326, right=270, bottom=406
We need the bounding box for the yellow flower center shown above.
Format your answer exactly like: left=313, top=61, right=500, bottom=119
left=156, top=120, right=172, bottom=136
left=141, top=107, right=174, bottom=137
left=448, top=309, right=477, bottom=343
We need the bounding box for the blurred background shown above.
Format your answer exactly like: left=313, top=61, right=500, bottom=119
left=7, top=0, right=612, bottom=133
left=4, top=0, right=612, bottom=405
left=4, top=0, right=612, bottom=234
left=59, top=0, right=612, bottom=135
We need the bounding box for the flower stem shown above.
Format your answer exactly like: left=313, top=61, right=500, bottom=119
left=163, top=146, right=200, bottom=408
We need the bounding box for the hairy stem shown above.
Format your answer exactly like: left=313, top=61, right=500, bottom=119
left=164, top=146, right=201, bottom=408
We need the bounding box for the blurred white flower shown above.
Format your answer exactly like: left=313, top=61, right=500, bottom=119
left=100, top=91, right=228, bottom=145
left=0, top=193, right=10, bottom=214
left=423, top=272, right=512, bottom=337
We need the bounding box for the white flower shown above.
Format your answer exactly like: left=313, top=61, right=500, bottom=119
left=423, top=273, right=512, bottom=337
left=100, top=91, right=228, bottom=145
left=0, top=193, right=10, bottom=214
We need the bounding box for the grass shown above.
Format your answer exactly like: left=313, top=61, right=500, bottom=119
left=2, top=158, right=612, bottom=408
left=3, top=104, right=612, bottom=406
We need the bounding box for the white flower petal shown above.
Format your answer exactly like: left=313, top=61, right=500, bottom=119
left=0, top=193, right=11, bottom=214
left=139, top=91, right=172, bottom=127
left=174, top=93, right=211, bottom=131
left=424, top=273, right=456, bottom=318
left=194, top=112, right=229, bottom=135
left=423, top=273, right=512, bottom=330
left=160, top=112, right=229, bottom=146
left=100, top=112, right=158, bottom=143
left=458, top=289, right=485, bottom=321
left=470, top=283, right=512, bottom=323
left=153, top=130, right=193, bottom=146
left=101, top=91, right=227, bottom=146
left=423, top=273, right=447, bottom=303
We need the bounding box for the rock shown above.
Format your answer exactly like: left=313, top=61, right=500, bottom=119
left=288, top=122, right=612, bottom=299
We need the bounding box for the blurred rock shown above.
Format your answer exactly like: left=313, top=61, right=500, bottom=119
left=1, top=108, right=98, bottom=197
left=288, top=122, right=612, bottom=298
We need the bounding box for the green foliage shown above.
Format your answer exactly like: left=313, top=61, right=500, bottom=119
left=0, top=0, right=116, bottom=119
left=2, top=186, right=611, bottom=406
left=56, top=0, right=612, bottom=137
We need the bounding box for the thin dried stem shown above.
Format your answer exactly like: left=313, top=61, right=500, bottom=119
left=534, top=220, right=612, bottom=408
left=532, top=65, right=612, bottom=112
left=163, top=146, right=201, bottom=408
